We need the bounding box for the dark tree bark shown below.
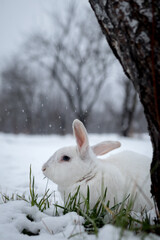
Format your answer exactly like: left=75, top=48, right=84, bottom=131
left=89, top=0, right=160, bottom=214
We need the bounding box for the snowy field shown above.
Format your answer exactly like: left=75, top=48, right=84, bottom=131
left=0, top=132, right=159, bottom=240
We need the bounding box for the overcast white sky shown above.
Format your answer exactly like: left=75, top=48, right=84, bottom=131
left=0, top=0, right=87, bottom=66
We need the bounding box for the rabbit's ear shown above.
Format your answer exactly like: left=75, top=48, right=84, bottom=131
left=72, top=119, right=89, bottom=158
left=92, top=141, right=121, bottom=156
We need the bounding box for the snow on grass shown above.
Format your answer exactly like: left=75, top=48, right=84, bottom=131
left=0, top=132, right=158, bottom=240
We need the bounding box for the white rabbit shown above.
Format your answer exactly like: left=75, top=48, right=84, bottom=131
left=42, top=119, right=154, bottom=211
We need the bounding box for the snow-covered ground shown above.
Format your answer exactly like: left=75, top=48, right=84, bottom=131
left=0, top=132, right=158, bottom=240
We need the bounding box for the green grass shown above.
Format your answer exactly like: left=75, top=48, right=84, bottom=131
left=54, top=184, right=160, bottom=237
left=1, top=166, right=160, bottom=237
left=54, top=186, right=160, bottom=236
left=28, top=165, right=52, bottom=211
left=54, top=185, right=160, bottom=237
left=0, top=165, right=52, bottom=212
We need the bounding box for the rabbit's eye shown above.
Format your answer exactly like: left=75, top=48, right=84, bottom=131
left=62, top=155, right=70, bottom=161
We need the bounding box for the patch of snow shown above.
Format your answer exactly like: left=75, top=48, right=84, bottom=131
left=95, top=4, right=107, bottom=21
left=0, top=200, right=85, bottom=240
left=116, top=1, right=130, bottom=17
left=139, top=6, right=153, bottom=22
left=136, top=31, right=150, bottom=44
left=102, top=0, right=107, bottom=6
left=130, top=19, right=138, bottom=33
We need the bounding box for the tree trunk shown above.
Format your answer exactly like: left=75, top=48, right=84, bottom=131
left=89, top=0, right=160, bottom=214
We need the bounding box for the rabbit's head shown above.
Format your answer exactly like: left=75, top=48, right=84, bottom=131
left=42, top=119, right=121, bottom=187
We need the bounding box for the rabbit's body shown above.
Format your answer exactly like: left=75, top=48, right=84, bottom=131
left=42, top=120, right=154, bottom=212
left=58, top=151, right=152, bottom=211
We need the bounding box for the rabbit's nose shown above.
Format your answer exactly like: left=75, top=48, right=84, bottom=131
left=42, top=167, right=46, bottom=172
left=42, top=164, right=47, bottom=172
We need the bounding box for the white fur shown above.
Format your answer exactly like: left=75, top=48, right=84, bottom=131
left=42, top=119, right=154, bottom=211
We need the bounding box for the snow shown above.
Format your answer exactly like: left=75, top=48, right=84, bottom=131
left=95, top=4, right=107, bottom=21
left=0, top=132, right=158, bottom=240
left=0, top=200, right=85, bottom=240
left=130, top=19, right=138, bottom=33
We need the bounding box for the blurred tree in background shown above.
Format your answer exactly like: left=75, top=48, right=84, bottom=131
left=121, top=77, right=137, bottom=137
left=25, top=4, right=111, bottom=127
left=0, top=58, right=37, bottom=133
left=0, top=3, right=147, bottom=135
